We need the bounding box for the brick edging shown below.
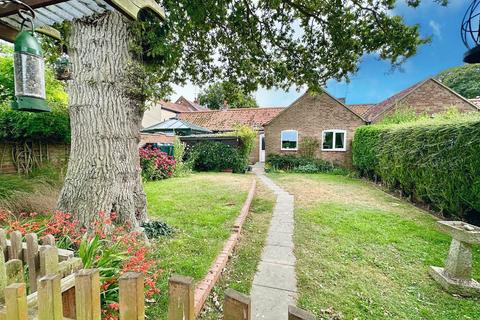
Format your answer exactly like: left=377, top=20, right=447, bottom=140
left=193, top=178, right=257, bottom=316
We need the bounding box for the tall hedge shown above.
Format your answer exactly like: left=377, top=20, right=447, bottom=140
left=353, top=116, right=480, bottom=220
left=0, top=103, right=70, bottom=143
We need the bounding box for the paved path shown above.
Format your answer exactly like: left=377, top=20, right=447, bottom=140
left=251, top=164, right=297, bottom=320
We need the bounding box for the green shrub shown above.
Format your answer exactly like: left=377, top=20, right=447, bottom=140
left=173, top=137, right=192, bottom=177
left=188, top=141, right=246, bottom=173
left=0, top=102, right=70, bottom=143
left=232, top=125, right=257, bottom=160
left=298, top=136, right=320, bottom=159
left=353, top=114, right=480, bottom=220
left=292, top=164, right=319, bottom=173
left=266, top=154, right=345, bottom=174
left=141, top=220, right=174, bottom=239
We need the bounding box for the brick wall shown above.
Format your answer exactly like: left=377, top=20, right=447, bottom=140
left=0, top=142, right=69, bottom=174
left=264, top=92, right=365, bottom=167
left=373, top=79, right=478, bottom=123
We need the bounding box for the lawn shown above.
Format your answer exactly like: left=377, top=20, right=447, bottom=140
left=269, top=173, right=480, bottom=320
left=199, top=181, right=275, bottom=319
left=144, top=172, right=254, bottom=318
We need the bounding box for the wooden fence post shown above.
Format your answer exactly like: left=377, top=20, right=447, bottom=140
left=5, top=259, right=24, bottom=285
left=39, top=245, right=59, bottom=277
left=168, top=275, right=194, bottom=320
left=38, top=274, right=63, bottom=320
left=41, top=235, right=56, bottom=246
left=223, top=288, right=251, bottom=320
left=25, top=233, right=39, bottom=293
left=75, top=269, right=101, bottom=320
left=0, top=250, right=6, bottom=303
left=8, top=231, right=23, bottom=261
left=0, top=229, right=7, bottom=259
left=288, top=305, right=315, bottom=320
left=5, top=283, right=27, bottom=320
left=119, top=272, right=144, bottom=320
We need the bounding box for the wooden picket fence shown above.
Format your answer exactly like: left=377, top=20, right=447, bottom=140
left=0, top=229, right=315, bottom=319
left=168, top=275, right=315, bottom=320
left=0, top=229, right=83, bottom=319
left=1, top=272, right=314, bottom=320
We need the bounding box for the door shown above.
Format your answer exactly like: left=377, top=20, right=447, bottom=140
left=259, top=133, right=266, bottom=162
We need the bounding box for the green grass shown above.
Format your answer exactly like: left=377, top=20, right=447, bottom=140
left=269, top=173, right=480, bottom=320
left=199, top=181, right=275, bottom=319
left=144, top=173, right=253, bottom=318
left=0, top=165, right=63, bottom=213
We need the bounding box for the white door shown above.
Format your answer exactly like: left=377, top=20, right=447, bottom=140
left=259, top=133, right=266, bottom=162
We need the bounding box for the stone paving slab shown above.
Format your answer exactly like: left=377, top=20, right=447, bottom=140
left=261, top=245, right=296, bottom=266
left=251, top=165, right=297, bottom=320
left=268, top=221, right=294, bottom=234
left=251, top=284, right=297, bottom=320
left=266, top=231, right=294, bottom=248
left=253, top=261, right=297, bottom=292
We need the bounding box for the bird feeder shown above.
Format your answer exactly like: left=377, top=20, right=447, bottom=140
left=11, top=15, right=50, bottom=112
left=462, top=0, right=480, bottom=64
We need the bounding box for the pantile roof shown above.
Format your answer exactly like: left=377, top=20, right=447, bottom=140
left=360, top=78, right=479, bottom=122
left=159, top=100, right=197, bottom=113
left=179, top=107, right=285, bottom=131
left=345, top=104, right=375, bottom=118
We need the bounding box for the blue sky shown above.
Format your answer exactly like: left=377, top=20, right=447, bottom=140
left=173, top=0, right=471, bottom=107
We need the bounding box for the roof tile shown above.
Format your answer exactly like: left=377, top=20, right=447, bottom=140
left=179, top=107, right=285, bottom=131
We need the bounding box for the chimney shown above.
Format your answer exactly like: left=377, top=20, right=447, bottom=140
left=337, top=97, right=346, bottom=104
left=220, top=100, right=229, bottom=111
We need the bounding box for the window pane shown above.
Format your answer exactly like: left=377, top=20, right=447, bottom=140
left=335, top=132, right=345, bottom=149
left=323, top=132, right=333, bottom=149
left=261, top=136, right=265, bottom=150
left=281, top=131, right=297, bottom=149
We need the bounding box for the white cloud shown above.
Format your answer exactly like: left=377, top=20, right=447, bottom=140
left=429, top=20, right=442, bottom=40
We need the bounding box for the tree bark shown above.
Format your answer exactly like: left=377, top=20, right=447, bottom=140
left=57, top=11, right=147, bottom=230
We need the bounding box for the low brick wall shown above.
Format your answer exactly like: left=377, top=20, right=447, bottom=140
left=0, top=142, right=69, bottom=174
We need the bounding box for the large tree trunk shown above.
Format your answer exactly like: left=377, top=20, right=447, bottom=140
left=57, top=11, right=147, bottom=230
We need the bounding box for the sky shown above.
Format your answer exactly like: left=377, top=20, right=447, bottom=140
left=172, top=0, right=471, bottom=107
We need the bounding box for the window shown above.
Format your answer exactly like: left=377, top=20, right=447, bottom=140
left=322, top=130, right=346, bottom=151
left=281, top=130, right=298, bottom=150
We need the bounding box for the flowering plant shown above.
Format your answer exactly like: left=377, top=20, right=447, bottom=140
left=139, top=147, right=176, bottom=180
left=0, top=209, right=162, bottom=320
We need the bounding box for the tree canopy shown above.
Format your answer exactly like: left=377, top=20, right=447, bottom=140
left=198, top=82, right=258, bottom=109
left=130, top=0, right=447, bottom=100
left=436, top=64, right=480, bottom=99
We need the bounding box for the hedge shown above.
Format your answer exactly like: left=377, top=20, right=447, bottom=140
left=352, top=116, right=480, bottom=220
left=266, top=154, right=347, bottom=175
left=188, top=141, right=246, bottom=173
left=0, top=103, right=70, bottom=143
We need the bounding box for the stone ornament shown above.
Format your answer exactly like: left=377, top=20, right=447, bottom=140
left=429, top=221, right=480, bottom=296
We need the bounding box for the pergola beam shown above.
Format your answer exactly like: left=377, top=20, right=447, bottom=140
left=0, top=0, right=69, bottom=18
left=0, top=21, right=18, bottom=41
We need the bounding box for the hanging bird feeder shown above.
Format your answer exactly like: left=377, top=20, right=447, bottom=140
left=11, top=3, right=50, bottom=112
left=462, top=0, right=480, bottom=64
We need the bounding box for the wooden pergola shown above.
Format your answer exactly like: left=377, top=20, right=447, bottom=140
left=0, top=0, right=165, bottom=42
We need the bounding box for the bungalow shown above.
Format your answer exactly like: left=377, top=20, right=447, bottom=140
left=264, top=78, right=479, bottom=167
left=179, top=107, right=284, bottom=163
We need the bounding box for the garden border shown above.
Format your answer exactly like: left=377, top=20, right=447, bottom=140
left=193, top=177, right=257, bottom=316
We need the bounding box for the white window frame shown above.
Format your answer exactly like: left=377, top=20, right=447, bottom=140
left=321, top=129, right=347, bottom=152
left=280, top=130, right=298, bottom=151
